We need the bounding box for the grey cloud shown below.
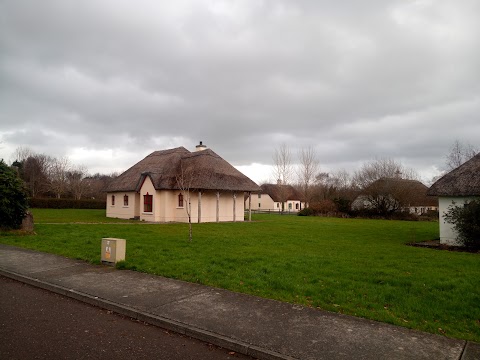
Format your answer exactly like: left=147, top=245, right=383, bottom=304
left=1, top=0, right=479, bottom=180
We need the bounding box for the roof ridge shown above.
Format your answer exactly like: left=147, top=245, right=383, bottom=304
left=147, top=147, right=190, bottom=157
left=181, top=148, right=219, bottom=159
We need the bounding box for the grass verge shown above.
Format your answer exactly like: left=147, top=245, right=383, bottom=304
left=1, top=210, right=479, bottom=342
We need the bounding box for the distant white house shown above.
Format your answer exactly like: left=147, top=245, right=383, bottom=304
left=245, top=183, right=304, bottom=212
left=428, top=153, right=480, bottom=245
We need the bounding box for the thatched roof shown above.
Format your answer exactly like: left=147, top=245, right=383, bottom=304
left=106, top=147, right=260, bottom=193
left=366, top=178, right=437, bottom=206
left=428, top=153, right=480, bottom=196
left=260, top=183, right=302, bottom=202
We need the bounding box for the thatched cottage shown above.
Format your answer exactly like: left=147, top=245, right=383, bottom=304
left=428, top=153, right=480, bottom=245
left=246, top=183, right=304, bottom=212
left=352, top=178, right=438, bottom=214
left=106, top=143, right=260, bottom=223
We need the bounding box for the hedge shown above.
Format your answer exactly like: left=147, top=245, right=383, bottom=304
left=29, top=198, right=106, bottom=209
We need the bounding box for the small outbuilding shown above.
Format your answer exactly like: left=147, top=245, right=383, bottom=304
left=106, top=143, right=260, bottom=223
left=428, top=153, right=480, bottom=245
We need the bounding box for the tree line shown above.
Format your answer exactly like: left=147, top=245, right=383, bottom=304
left=271, top=140, right=478, bottom=217
left=8, top=147, right=118, bottom=200
left=4, top=139, right=477, bottom=209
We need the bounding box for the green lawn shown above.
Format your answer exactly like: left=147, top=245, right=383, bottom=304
left=28, top=208, right=137, bottom=223
left=1, top=209, right=479, bottom=342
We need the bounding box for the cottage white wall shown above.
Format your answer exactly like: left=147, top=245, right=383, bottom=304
left=160, top=190, right=176, bottom=222
left=260, top=194, right=276, bottom=211
left=245, top=194, right=303, bottom=212
left=197, top=191, right=244, bottom=222
left=230, top=192, right=245, bottom=221
left=134, top=193, right=140, bottom=217
left=198, top=191, right=218, bottom=222
left=172, top=191, right=198, bottom=222
left=405, top=205, right=438, bottom=215
left=438, top=196, right=478, bottom=245
left=191, top=191, right=224, bottom=223
left=145, top=190, right=246, bottom=223
left=245, top=194, right=280, bottom=212
left=106, top=192, right=137, bottom=219
left=156, top=190, right=190, bottom=222
left=286, top=200, right=302, bottom=212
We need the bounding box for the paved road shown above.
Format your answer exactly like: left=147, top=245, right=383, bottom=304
left=0, top=276, right=255, bottom=360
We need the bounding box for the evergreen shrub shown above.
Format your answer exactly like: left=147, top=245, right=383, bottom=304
left=29, top=198, right=106, bottom=209
left=0, top=160, right=29, bottom=229
left=444, top=199, right=480, bottom=249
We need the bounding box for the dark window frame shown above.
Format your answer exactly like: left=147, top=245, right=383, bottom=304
left=144, top=193, right=153, bottom=212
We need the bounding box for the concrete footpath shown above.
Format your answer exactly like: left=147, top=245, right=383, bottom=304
left=0, top=244, right=478, bottom=360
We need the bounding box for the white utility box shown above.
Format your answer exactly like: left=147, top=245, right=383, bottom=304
left=101, top=238, right=126, bottom=265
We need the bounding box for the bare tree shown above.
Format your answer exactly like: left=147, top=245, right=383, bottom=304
left=67, top=165, right=88, bottom=200
left=272, top=143, right=293, bottom=185
left=83, top=172, right=119, bottom=200
left=331, top=170, right=352, bottom=193
left=353, top=158, right=418, bottom=190
left=175, top=162, right=197, bottom=241
left=313, top=169, right=355, bottom=202
left=11, top=146, right=34, bottom=163
left=49, top=156, right=71, bottom=198
left=352, top=158, right=419, bottom=216
left=314, top=172, right=332, bottom=200
left=272, top=143, right=294, bottom=211
left=22, top=154, right=53, bottom=197
left=297, top=146, right=319, bottom=207
left=445, top=140, right=477, bottom=171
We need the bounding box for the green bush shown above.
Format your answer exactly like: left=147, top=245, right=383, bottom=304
left=390, top=211, right=419, bottom=221
left=333, top=197, right=352, bottom=213
left=29, top=198, right=106, bottom=209
left=444, top=199, right=480, bottom=248
left=297, top=207, right=315, bottom=216
left=0, top=160, right=29, bottom=229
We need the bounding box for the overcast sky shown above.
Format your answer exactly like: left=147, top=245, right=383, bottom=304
left=1, top=0, right=479, bottom=184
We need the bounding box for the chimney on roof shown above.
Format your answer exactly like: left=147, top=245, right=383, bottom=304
left=195, top=141, right=207, bottom=152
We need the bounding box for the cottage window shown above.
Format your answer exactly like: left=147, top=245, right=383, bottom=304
left=178, top=193, right=184, bottom=207
left=288, top=203, right=292, bottom=210
left=124, top=194, right=129, bottom=206
left=111, top=195, right=115, bottom=206
left=295, top=203, right=299, bottom=210
left=276, top=203, right=279, bottom=208
left=144, top=193, right=153, bottom=212
left=258, top=203, right=261, bottom=208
